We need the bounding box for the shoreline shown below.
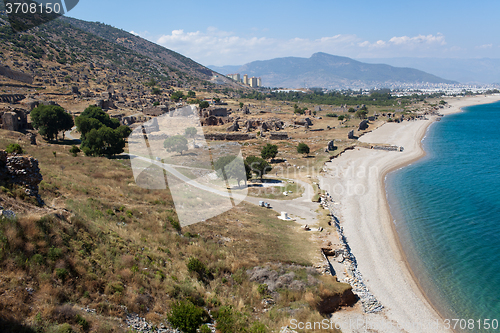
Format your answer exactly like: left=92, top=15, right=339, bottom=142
left=319, top=95, right=500, bottom=333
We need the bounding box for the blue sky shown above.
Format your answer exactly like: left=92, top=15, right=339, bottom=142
left=67, top=0, right=500, bottom=66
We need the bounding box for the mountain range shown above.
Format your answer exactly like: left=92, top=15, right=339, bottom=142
left=357, top=57, right=500, bottom=85
left=210, top=52, right=458, bottom=89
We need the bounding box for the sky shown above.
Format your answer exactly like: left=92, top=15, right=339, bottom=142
left=66, top=0, right=500, bottom=67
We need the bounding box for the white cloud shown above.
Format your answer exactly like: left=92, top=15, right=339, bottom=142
left=359, top=33, right=446, bottom=49
left=150, top=29, right=450, bottom=66
left=476, top=43, right=493, bottom=49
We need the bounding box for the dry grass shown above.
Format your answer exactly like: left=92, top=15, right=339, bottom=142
left=0, top=130, right=352, bottom=332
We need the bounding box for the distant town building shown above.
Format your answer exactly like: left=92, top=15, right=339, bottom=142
left=249, top=76, right=258, bottom=88
left=225, top=73, right=262, bottom=87
left=227, top=73, right=240, bottom=82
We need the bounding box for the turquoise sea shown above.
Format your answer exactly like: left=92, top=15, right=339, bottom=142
left=386, top=101, right=500, bottom=332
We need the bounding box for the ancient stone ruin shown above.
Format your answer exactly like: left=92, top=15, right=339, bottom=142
left=358, top=120, right=369, bottom=131
left=204, top=133, right=256, bottom=141
left=0, top=108, right=29, bottom=131
left=0, top=150, right=43, bottom=204
left=199, top=107, right=232, bottom=126
left=143, top=105, right=168, bottom=117
left=348, top=130, right=355, bottom=139
left=269, top=132, right=289, bottom=140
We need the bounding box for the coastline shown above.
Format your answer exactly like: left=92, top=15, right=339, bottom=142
left=319, top=95, right=500, bottom=333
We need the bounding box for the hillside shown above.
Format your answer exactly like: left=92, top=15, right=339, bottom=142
left=0, top=7, right=244, bottom=93
left=212, top=52, right=457, bottom=89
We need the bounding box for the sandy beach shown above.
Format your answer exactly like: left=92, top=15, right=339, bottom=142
left=318, top=95, right=500, bottom=333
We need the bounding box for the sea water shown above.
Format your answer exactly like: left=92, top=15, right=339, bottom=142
left=386, top=101, right=500, bottom=332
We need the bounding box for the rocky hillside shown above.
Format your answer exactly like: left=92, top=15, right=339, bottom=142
left=0, top=7, right=244, bottom=92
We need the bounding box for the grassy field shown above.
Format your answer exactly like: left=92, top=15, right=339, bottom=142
left=0, top=130, right=349, bottom=333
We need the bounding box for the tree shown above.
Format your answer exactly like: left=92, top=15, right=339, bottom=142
left=297, top=143, right=310, bottom=156
left=77, top=105, right=120, bottom=133
left=187, top=90, right=196, bottom=98
left=214, top=155, right=248, bottom=187
left=239, top=102, right=244, bottom=109
left=348, top=108, right=355, bottom=113
left=31, top=105, right=74, bottom=141
left=261, top=143, right=278, bottom=161
left=164, top=135, right=188, bottom=155
left=152, top=87, right=161, bottom=95
left=185, top=127, right=197, bottom=138
left=116, top=125, right=132, bottom=139
left=355, top=109, right=368, bottom=119
left=75, top=117, right=104, bottom=140
left=76, top=105, right=129, bottom=157
left=81, top=126, right=125, bottom=157
left=171, top=91, right=185, bottom=102
left=245, top=156, right=272, bottom=181
left=199, top=101, right=209, bottom=109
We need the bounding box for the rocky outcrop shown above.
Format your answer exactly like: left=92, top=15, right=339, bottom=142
left=316, top=283, right=357, bottom=314
left=0, top=150, right=43, bottom=204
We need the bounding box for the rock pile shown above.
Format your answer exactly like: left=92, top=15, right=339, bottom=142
left=321, top=194, right=384, bottom=314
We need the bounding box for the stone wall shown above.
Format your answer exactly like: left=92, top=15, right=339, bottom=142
left=0, top=108, right=29, bottom=131
left=0, top=150, right=43, bottom=204
left=269, top=132, right=289, bottom=140
left=0, top=65, right=33, bottom=84
left=204, top=133, right=256, bottom=141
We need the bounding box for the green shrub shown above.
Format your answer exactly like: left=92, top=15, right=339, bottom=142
left=199, top=324, right=211, bottom=333
left=48, top=247, right=63, bottom=261
left=75, top=314, right=90, bottom=331
left=52, top=323, right=73, bottom=333
left=169, top=216, right=181, bottom=232
left=69, top=145, right=81, bottom=157
left=325, top=113, right=337, bottom=117
left=212, top=306, right=243, bottom=333
left=249, top=322, right=268, bottom=333
left=167, top=300, right=209, bottom=333
left=106, top=281, right=124, bottom=294
left=5, top=143, right=23, bottom=154
left=257, top=284, right=269, bottom=296
left=187, top=257, right=206, bottom=276
left=55, top=268, right=69, bottom=282
left=31, top=253, right=45, bottom=266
